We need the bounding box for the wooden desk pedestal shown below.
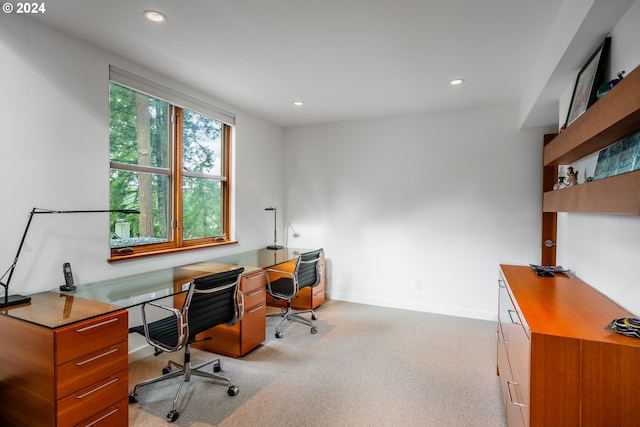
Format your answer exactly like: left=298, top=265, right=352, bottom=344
left=0, top=293, right=128, bottom=427
left=191, top=269, right=267, bottom=357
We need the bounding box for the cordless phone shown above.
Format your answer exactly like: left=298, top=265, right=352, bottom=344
left=60, top=262, right=77, bottom=291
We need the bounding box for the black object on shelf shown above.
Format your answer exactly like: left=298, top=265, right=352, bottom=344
left=530, top=264, right=571, bottom=277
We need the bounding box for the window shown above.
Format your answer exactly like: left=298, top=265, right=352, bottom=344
left=108, top=67, right=234, bottom=260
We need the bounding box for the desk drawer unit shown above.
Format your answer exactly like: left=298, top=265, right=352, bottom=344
left=0, top=299, right=128, bottom=427
left=193, top=270, right=267, bottom=357
left=55, top=310, right=129, bottom=427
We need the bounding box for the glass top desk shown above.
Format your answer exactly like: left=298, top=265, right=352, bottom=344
left=56, top=247, right=306, bottom=308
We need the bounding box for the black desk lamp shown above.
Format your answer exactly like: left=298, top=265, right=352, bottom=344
left=0, top=207, right=139, bottom=308
left=265, top=207, right=283, bottom=250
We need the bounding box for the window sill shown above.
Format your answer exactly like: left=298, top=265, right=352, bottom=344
left=108, top=240, right=239, bottom=263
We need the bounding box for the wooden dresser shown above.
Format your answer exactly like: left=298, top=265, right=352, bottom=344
left=0, top=292, right=129, bottom=427
left=497, top=264, right=640, bottom=427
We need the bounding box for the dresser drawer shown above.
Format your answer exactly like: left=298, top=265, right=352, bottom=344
left=73, top=398, right=128, bottom=427
left=241, top=270, right=266, bottom=293
left=57, top=340, right=128, bottom=398
left=241, top=302, right=266, bottom=354
left=243, top=286, right=266, bottom=309
left=57, top=369, right=128, bottom=427
left=55, top=310, right=128, bottom=364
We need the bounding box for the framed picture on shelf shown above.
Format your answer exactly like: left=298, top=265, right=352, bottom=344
left=565, top=37, right=610, bottom=128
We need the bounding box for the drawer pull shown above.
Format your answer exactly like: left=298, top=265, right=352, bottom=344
left=82, top=407, right=119, bottom=427
left=498, top=279, right=506, bottom=288
left=76, top=347, right=119, bottom=366
left=75, top=377, right=119, bottom=399
left=246, top=288, right=265, bottom=297
left=506, top=381, right=526, bottom=407
left=507, top=309, right=521, bottom=325
left=247, top=304, right=265, bottom=314
left=76, top=317, right=119, bottom=333
left=496, top=330, right=506, bottom=344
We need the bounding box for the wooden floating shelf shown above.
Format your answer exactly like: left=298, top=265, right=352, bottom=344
left=544, top=66, right=640, bottom=166
left=543, top=169, right=640, bottom=214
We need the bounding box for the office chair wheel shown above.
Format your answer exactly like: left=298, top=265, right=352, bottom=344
left=227, top=385, right=239, bottom=396
left=162, top=365, right=172, bottom=375
left=213, top=361, right=221, bottom=372
left=128, top=392, right=138, bottom=403
left=311, top=314, right=318, bottom=320
left=311, top=326, right=317, bottom=334
left=275, top=332, right=283, bottom=339
left=167, top=409, right=179, bottom=422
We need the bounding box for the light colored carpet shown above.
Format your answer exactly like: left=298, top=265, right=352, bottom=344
left=128, top=300, right=507, bottom=426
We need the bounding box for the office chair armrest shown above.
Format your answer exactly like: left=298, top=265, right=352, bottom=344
left=225, top=290, right=244, bottom=326
left=265, top=268, right=295, bottom=278
left=140, top=301, right=186, bottom=353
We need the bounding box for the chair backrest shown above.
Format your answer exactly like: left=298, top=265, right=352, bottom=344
left=183, top=267, right=244, bottom=340
left=295, top=249, right=323, bottom=290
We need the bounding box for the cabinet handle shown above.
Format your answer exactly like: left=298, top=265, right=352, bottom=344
left=496, top=330, right=506, bottom=344
left=75, top=377, right=119, bottom=399
left=81, top=407, right=119, bottom=427
left=498, top=279, right=506, bottom=288
left=506, top=381, right=526, bottom=407
left=76, top=317, right=119, bottom=332
left=245, top=288, right=265, bottom=297
left=247, top=304, right=265, bottom=314
left=75, top=347, right=119, bottom=366
left=507, top=309, right=521, bottom=325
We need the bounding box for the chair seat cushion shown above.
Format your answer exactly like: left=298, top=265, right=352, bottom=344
left=269, top=277, right=296, bottom=299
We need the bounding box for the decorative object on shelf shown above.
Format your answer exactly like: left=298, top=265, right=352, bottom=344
left=566, top=166, right=579, bottom=186
left=606, top=317, right=640, bottom=338
left=0, top=207, right=139, bottom=308
left=553, top=176, right=567, bottom=190
left=553, top=165, right=567, bottom=190
left=593, top=130, right=640, bottom=180
left=565, top=37, right=611, bottom=128
left=584, top=168, right=593, bottom=182
left=597, top=70, right=625, bottom=99
left=529, top=264, right=570, bottom=277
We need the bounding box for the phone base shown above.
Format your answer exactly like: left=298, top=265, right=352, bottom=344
left=59, top=284, right=77, bottom=292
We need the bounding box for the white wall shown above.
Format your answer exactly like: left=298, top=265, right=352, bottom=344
left=284, top=105, right=544, bottom=320
left=556, top=0, right=640, bottom=316
left=0, top=15, right=284, bottom=297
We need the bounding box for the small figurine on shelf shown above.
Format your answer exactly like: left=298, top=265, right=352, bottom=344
left=553, top=166, right=567, bottom=190
left=553, top=176, right=567, bottom=190
left=567, top=167, right=579, bottom=186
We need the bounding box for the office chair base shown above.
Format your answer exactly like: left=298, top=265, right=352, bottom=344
left=129, top=352, right=239, bottom=422
left=267, top=307, right=318, bottom=338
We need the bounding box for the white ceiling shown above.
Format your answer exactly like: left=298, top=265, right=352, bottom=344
left=27, top=0, right=626, bottom=128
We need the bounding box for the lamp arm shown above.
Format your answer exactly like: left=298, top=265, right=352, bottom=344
left=0, top=208, right=37, bottom=291
left=0, top=207, right=139, bottom=291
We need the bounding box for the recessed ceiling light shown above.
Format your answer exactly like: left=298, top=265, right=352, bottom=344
left=293, top=101, right=305, bottom=106
left=144, top=10, right=167, bottom=23
left=450, top=78, right=464, bottom=85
